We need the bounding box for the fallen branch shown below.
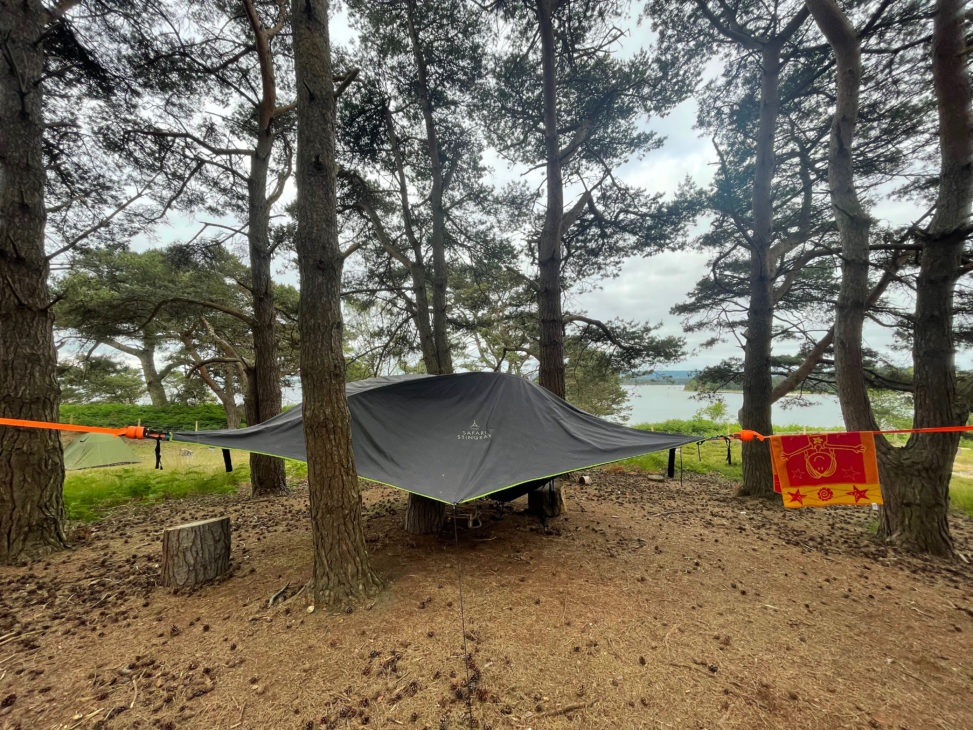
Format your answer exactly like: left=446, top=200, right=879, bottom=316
left=268, top=582, right=290, bottom=607
left=537, top=702, right=590, bottom=718
left=281, top=580, right=308, bottom=605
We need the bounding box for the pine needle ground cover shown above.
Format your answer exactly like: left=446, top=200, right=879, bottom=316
left=1, top=475, right=971, bottom=729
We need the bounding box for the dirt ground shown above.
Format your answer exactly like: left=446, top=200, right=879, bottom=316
left=1, top=469, right=972, bottom=730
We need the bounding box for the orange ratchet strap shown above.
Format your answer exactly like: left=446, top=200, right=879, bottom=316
left=0, top=418, right=166, bottom=440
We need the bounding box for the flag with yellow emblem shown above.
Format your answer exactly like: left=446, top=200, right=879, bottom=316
left=769, top=432, right=882, bottom=508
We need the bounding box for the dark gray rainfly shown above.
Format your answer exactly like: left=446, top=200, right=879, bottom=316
left=171, top=372, right=698, bottom=504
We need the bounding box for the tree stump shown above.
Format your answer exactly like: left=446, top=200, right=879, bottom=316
left=528, top=479, right=566, bottom=518
left=405, top=494, right=447, bottom=534
left=161, top=517, right=231, bottom=589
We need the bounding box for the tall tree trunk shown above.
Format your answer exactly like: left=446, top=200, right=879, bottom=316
left=737, top=43, right=782, bottom=499
left=0, top=0, right=67, bottom=563
left=222, top=369, right=244, bottom=429
left=292, top=0, right=380, bottom=607
left=877, top=0, right=971, bottom=555
left=138, top=345, right=169, bottom=407
left=399, top=3, right=456, bottom=533
left=526, top=0, right=566, bottom=518
left=247, top=123, right=287, bottom=497
left=806, top=0, right=876, bottom=435
left=405, top=0, right=452, bottom=376
left=808, top=0, right=971, bottom=556
left=536, top=0, right=566, bottom=400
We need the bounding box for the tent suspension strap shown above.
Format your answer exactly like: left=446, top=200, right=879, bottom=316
left=679, top=447, right=683, bottom=489
left=451, top=505, right=475, bottom=730
left=0, top=417, right=167, bottom=441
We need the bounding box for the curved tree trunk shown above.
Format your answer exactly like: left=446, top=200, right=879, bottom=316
left=526, top=0, right=569, bottom=517
left=0, top=0, right=67, bottom=564
left=292, top=0, right=380, bottom=607
left=244, top=10, right=288, bottom=497
left=536, top=0, right=566, bottom=402
left=138, top=346, right=169, bottom=407
left=877, top=0, right=971, bottom=554
left=809, top=0, right=971, bottom=555
left=401, top=4, right=456, bottom=532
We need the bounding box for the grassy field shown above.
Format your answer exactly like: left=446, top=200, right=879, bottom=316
left=62, top=423, right=973, bottom=521
left=62, top=437, right=307, bottom=521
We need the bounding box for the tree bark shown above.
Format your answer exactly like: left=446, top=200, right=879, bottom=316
left=536, top=0, right=566, bottom=400
left=244, top=1, right=288, bottom=498
left=398, top=10, right=458, bottom=532
left=737, top=43, right=782, bottom=499
left=161, top=517, right=231, bottom=589
left=809, top=0, right=971, bottom=555
left=0, top=0, right=67, bottom=564
left=404, top=0, right=452, bottom=377
left=806, top=0, right=876, bottom=433
left=877, top=0, right=971, bottom=554
left=247, top=125, right=287, bottom=497
left=222, top=369, right=244, bottom=429
left=138, top=345, right=169, bottom=407
left=292, top=0, right=380, bottom=607
left=522, top=0, right=569, bottom=517
left=527, top=479, right=566, bottom=517
left=404, top=494, right=447, bottom=533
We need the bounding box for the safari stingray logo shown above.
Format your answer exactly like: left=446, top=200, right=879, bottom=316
left=457, top=418, right=491, bottom=440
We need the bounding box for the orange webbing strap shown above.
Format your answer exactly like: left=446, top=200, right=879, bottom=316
left=0, top=418, right=150, bottom=440
left=731, top=425, right=973, bottom=441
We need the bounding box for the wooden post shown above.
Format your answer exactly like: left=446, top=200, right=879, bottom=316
left=161, top=517, right=231, bottom=589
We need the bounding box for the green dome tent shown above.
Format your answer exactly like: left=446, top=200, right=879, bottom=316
left=64, top=432, right=139, bottom=470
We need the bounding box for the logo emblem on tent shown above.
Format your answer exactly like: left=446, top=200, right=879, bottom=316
left=457, top=419, right=491, bottom=441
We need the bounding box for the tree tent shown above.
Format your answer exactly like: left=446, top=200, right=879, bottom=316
left=64, top=432, right=139, bottom=470
left=171, top=372, right=699, bottom=504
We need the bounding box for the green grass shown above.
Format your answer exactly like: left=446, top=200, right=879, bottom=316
left=64, top=439, right=250, bottom=521
left=63, top=437, right=311, bottom=522
left=950, top=477, right=973, bottom=517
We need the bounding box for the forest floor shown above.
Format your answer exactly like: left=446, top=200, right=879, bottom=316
left=1, top=470, right=972, bottom=730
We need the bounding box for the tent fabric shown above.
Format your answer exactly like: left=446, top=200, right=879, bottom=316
left=171, top=372, right=699, bottom=504
left=64, top=432, right=139, bottom=470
